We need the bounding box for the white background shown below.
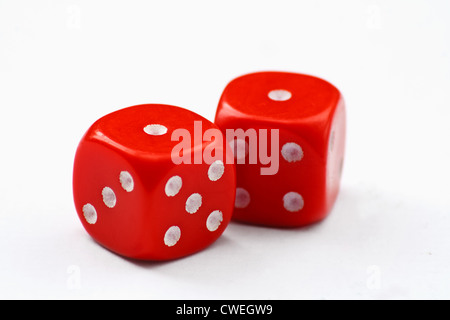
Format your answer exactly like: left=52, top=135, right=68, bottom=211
left=1, top=0, right=449, bottom=300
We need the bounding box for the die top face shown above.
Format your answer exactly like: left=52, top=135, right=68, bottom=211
left=87, top=104, right=218, bottom=158
left=218, top=71, right=341, bottom=123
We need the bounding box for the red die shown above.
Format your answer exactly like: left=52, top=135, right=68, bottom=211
left=73, top=104, right=235, bottom=260
left=214, top=71, right=346, bottom=227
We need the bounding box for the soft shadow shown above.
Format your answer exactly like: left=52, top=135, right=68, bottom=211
left=229, top=213, right=329, bottom=233
left=122, top=233, right=238, bottom=269
left=77, top=185, right=359, bottom=269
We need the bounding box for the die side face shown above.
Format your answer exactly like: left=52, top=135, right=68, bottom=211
left=228, top=126, right=327, bottom=226
left=73, top=104, right=236, bottom=260
left=326, top=100, right=346, bottom=213
left=215, top=72, right=345, bottom=227
left=73, top=141, right=145, bottom=255
left=145, top=160, right=235, bottom=260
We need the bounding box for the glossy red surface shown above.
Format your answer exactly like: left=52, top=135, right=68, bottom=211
left=73, top=104, right=236, bottom=260
left=215, top=71, right=346, bottom=227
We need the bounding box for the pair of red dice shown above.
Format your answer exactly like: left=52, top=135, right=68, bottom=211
left=73, top=71, right=346, bottom=261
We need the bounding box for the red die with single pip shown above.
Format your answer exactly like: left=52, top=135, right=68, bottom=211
left=215, top=71, right=346, bottom=227
left=73, top=104, right=235, bottom=260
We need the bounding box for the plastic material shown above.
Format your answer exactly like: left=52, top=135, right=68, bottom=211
left=73, top=104, right=236, bottom=260
left=215, top=71, right=346, bottom=227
